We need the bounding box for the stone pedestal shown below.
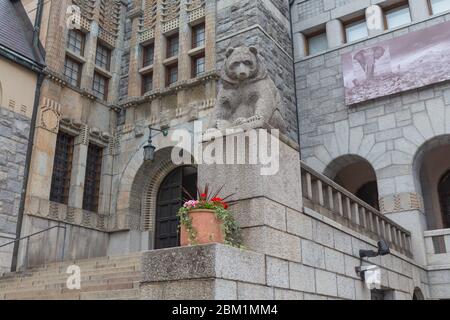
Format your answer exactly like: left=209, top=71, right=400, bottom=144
left=198, top=128, right=302, bottom=260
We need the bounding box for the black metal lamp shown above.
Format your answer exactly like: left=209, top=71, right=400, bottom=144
left=144, top=126, right=169, bottom=162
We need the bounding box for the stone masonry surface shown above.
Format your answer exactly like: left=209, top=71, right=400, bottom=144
left=0, top=106, right=30, bottom=272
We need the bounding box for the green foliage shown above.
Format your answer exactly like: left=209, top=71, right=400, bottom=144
left=177, top=204, right=243, bottom=248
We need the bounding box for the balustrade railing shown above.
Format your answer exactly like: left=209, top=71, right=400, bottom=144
left=301, top=162, right=413, bottom=257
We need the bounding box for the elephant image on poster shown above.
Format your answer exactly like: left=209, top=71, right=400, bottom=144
left=353, top=46, right=386, bottom=80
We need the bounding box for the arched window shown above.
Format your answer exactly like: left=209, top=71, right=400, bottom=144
left=438, top=170, right=450, bottom=229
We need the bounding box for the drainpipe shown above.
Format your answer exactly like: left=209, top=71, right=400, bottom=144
left=11, top=0, right=45, bottom=272
left=32, top=0, right=44, bottom=50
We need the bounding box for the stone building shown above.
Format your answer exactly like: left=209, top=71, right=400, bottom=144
left=0, top=0, right=448, bottom=300
left=292, top=0, right=450, bottom=299
left=0, top=0, right=45, bottom=272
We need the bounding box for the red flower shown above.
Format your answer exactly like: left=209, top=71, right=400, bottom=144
left=211, top=197, right=223, bottom=202
left=200, top=193, right=207, bottom=199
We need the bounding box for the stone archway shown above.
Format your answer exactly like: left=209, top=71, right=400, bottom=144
left=413, top=134, right=450, bottom=230
left=413, top=287, right=425, bottom=300
left=324, top=154, right=380, bottom=209
left=121, top=147, right=197, bottom=249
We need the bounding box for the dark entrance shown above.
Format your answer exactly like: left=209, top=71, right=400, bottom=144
left=154, top=166, right=197, bottom=249
left=438, top=170, right=450, bottom=228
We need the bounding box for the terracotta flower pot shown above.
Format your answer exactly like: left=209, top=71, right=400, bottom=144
left=180, top=209, right=225, bottom=246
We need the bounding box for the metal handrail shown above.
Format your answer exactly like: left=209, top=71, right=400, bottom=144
left=0, top=225, right=67, bottom=270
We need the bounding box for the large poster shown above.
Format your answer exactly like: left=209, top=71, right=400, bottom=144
left=343, top=20, right=450, bottom=105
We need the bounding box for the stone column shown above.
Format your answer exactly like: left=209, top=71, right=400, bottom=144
left=107, top=2, right=127, bottom=103
left=68, top=128, right=88, bottom=209
left=198, top=129, right=303, bottom=262
left=27, top=97, right=61, bottom=200
left=80, top=22, right=98, bottom=90
left=178, top=0, right=190, bottom=82
left=153, top=1, right=165, bottom=90
left=326, top=19, right=345, bottom=49
left=293, top=32, right=307, bottom=60
left=378, top=174, right=428, bottom=266
left=366, top=5, right=384, bottom=37
left=98, top=144, right=113, bottom=215
left=127, top=11, right=143, bottom=96
left=409, top=0, right=431, bottom=21
left=204, top=0, right=216, bottom=71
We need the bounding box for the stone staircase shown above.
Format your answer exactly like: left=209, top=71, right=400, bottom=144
left=0, top=253, right=143, bottom=300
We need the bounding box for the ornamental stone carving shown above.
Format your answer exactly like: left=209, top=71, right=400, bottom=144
left=208, top=46, right=288, bottom=134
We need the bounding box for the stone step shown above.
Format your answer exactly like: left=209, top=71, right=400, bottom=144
left=0, top=273, right=141, bottom=291
left=0, top=262, right=141, bottom=282
left=0, top=253, right=143, bottom=300
left=2, top=253, right=142, bottom=275
left=3, top=287, right=141, bottom=300
left=79, top=288, right=140, bottom=300
left=0, top=269, right=141, bottom=290
left=0, top=281, right=139, bottom=298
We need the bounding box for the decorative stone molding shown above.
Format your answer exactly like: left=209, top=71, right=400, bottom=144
left=26, top=196, right=110, bottom=232
left=45, top=68, right=66, bottom=86
left=140, top=154, right=185, bottom=231
left=39, top=97, right=61, bottom=133
left=138, top=28, right=155, bottom=44
left=120, top=71, right=219, bottom=108
left=60, top=117, right=84, bottom=135
left=90, top=127, right=111, bottom=146
left=379, top=192, right=424, bottom=214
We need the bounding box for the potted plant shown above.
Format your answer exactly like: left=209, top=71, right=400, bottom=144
left=178, top=185, right=242, bottom=248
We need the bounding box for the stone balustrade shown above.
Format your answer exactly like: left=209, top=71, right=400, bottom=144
left=300, top=162, right=413, bottom=257
left=424, top=228, right=450, bottom=267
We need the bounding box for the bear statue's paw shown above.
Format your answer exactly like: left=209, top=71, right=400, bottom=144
left=233, top=118, right=247, bottom=126
left=246, top=115, right=264, bottom=123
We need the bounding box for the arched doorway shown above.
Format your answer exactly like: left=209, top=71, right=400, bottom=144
left=438, top=171, right=450, bottom=229
left=154, top=166, right=197, bottom=249
left=325, top=155, right=380, bottom=210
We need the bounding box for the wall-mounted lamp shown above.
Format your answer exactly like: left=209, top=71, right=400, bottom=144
left=143, top=126, right=169, bottom=162
left=355, top=240, right=390, bottom=281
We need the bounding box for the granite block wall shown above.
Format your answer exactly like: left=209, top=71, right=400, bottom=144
left=0, top=106, right=31, bottom=272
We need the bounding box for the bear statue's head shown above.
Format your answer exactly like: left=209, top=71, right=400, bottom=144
left=222, top=46, right=267, bottom=84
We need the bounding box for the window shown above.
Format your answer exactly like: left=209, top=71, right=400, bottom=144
left=438, top=170, right=450, bottom=228
left=166, top=34, right=179, bottom=58
left=95, top=43, right=111, bottom=70
left=67, top=30, right=85, bottom=56
left=307, top=32, right=328, bottom=56
left=142, top=73, right=153, bottom=94
left=345, top=19, right=368, bottom=43
left=385, top=5, right=411, bottom=29
left=143, top=43, right=154, bottom=67
left=82, top=144, right=103, bottom=213
left=192, top=23, right=205, bottom=48
left=430, top=0, right=450, bottom=14
left=64, top=57, right=82, bottom=87
left=166, top=64, right=178, bottom=86
left=92, top=72, right=108, bottom=100
left=50, top=132, right=74, bottom=205
left=192, top=54, right=205, bottom=78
